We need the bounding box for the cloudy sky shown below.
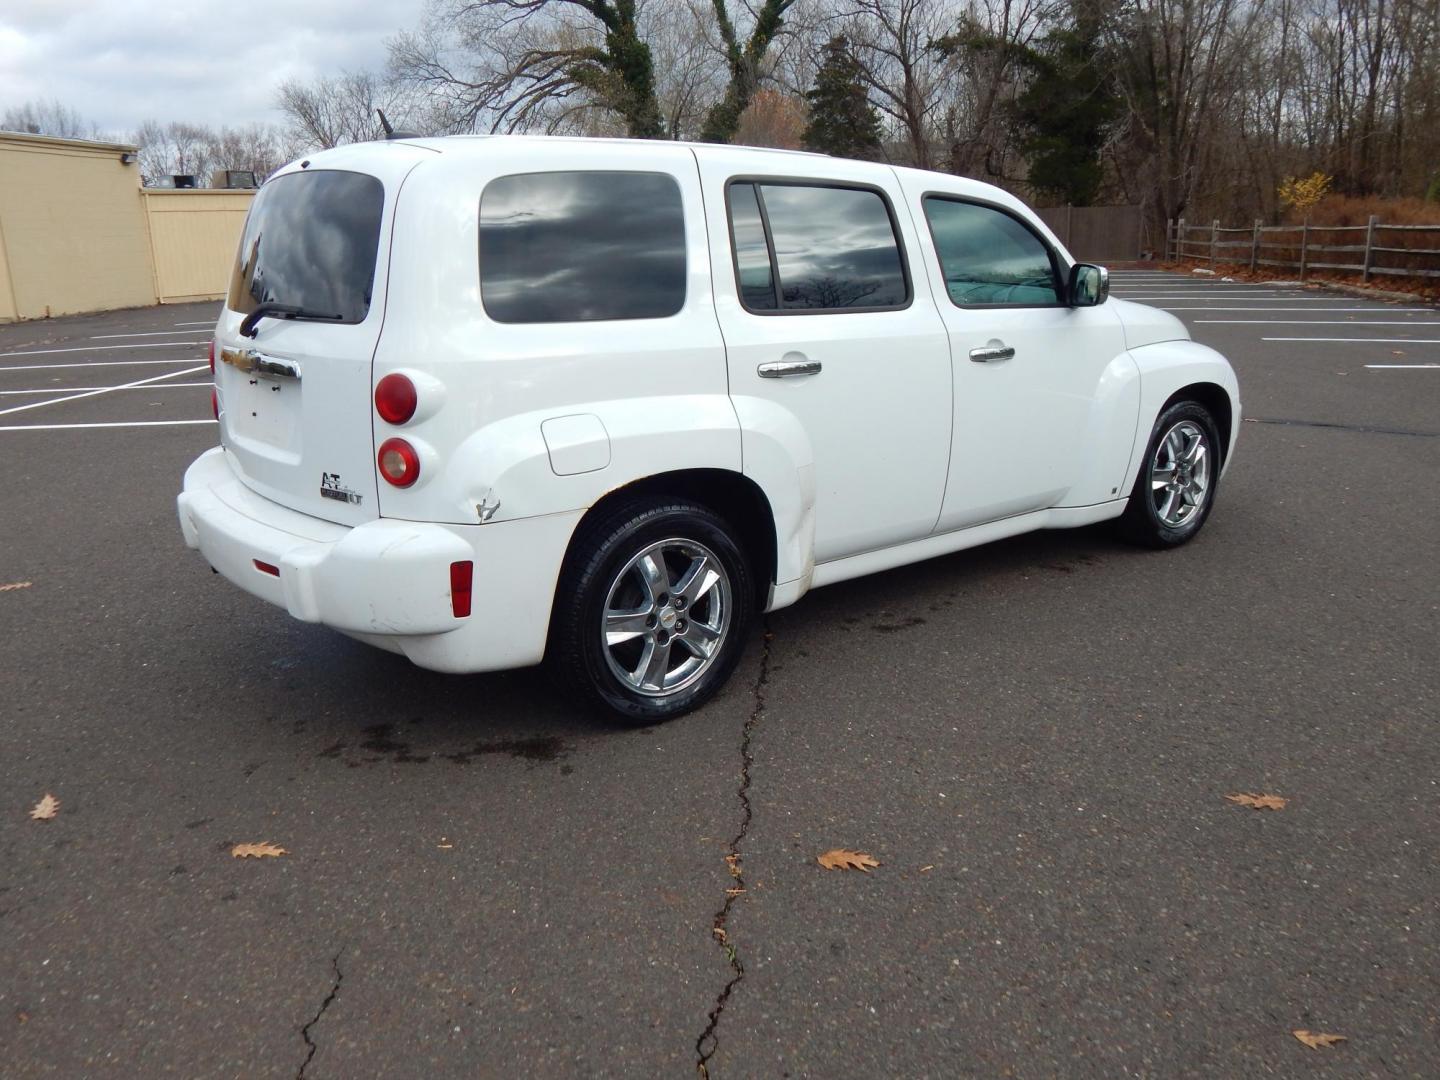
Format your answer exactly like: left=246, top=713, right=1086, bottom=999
left=0, top=0, right=429, bottom=134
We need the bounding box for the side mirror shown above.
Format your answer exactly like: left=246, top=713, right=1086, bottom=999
left=1068, top=263, right=1109, bottom=307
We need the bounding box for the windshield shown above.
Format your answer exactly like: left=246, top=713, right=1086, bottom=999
left=227, top=170, right=385, bottom=324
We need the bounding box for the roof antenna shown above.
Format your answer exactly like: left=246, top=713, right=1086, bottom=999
left=376, top=109, right=422, bottom=141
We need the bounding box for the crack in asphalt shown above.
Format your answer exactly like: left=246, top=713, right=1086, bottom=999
left=297, top=949, right=344, bottom=1080
left=1244, top=416, right=1438, bottom=438
left=694, top=621, right=773, bottom=1079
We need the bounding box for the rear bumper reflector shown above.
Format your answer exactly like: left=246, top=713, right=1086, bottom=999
left=254, top=559, right=280, bottom=577
left=450, top=560, right=473, bottom=618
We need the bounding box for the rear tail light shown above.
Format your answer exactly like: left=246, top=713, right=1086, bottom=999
left=377, top=437, right=420, bottom=487
left=375, top=373, right=417, bottom=425
left=208, top=339, right=216, bottom=374
left=450, top=561, right=473, bottom=618
left=211, top=387, right=219, bottom=420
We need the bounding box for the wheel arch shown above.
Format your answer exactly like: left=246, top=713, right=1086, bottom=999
left=1163, top=381, right=1234, bottom=464
left=561, top=468, right=779, bottom=608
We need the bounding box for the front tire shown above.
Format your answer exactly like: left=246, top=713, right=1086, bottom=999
left=1117, top=400, right=1222, bottom=548
left=550, top=499, right=753, bottom=724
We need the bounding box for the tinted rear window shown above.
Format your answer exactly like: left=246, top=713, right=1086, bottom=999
left=228, top=170, right=384, bottom=324
left=754, top=183, right=908, bottom=311
left=480, top=171, right=686, bottom=323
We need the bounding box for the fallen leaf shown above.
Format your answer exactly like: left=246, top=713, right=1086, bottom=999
left=29, top=794, right=59, bottom=821
left=919, top=865, right=935, bottom=872
left=1, top=581, right=33, bottom=592
left=1293, top=1030, right=1347, bottom=1049
left=817, top=848, right=880, bottom=872
left=231, top=842, right=287, bottom=858
left=1226, top=793, right=1288, bottom=810
left=723, top=852, right=742, bottom=878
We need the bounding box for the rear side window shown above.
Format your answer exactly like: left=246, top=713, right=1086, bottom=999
left=727, top=181, right=909, bottom=313
left=228, top=170, right=384, bottom=324
left=923, top=197, right=1061, bottom=306
left=480, top=171, right=686, bottom=323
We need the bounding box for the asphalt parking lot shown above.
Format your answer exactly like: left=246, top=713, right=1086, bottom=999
left=2, top=271, right=1437, bottom=1078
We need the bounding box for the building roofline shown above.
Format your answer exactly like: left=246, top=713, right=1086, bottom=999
left=0, top=130, right=139, bottom=154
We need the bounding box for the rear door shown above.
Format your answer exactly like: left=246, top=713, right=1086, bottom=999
left=697, top=154, right=953, bottom=563
left=216, top=150, right=426, bottom=525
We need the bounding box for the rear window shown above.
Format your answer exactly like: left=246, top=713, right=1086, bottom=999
left=479, top=171, right=686, bottom=323
left=228, top=170, right=384, bottom=324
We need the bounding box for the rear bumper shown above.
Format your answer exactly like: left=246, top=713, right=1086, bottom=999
left=177, top=447, right=582, bottom=673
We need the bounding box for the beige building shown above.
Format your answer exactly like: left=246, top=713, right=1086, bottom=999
left=0, top=131, right=254, bottom=322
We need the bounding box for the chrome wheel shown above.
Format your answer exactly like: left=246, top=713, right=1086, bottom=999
left=1150, top=420, right=1211, bottom=528
left=601, top=538, right=732, bottom=698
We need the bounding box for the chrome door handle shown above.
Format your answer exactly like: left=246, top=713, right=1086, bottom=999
left=968, top=343, right=1015, bottom=363
left=220, top=347, right=302, bottom=380
left=757, top=359, right=822, bottom=378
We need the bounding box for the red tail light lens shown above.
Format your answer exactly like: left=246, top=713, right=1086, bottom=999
left=208, top=340, right=215, bottom=374
left=377, top=438, right=420, bottom=487
left=211, top=387, right=219, bottom=420
left=375, top=373, right=418, bottom=425
left=450, top=561, right=473, bottom=618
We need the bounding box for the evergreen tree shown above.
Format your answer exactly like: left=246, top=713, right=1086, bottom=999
left=802, top=37, right=883, bottom=160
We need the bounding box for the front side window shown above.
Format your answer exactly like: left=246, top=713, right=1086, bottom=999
left=480, top=171, right=686, bottom=323
left=228, top=170, right=385, bottom=324
left=727, top=181, right=909, bottom=312
left=923, top=197, right=1061, bottom=306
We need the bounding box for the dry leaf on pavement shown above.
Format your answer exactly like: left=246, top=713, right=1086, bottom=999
left=1226, top=793, right=1288, bottom=810
left=1293, top=1030, right=1347, bottom=1049
left=29, top=794, right=60, bottom=821
left=817, top=848, right=880, bottom=872
left=231, top=842, right=287, bottom=859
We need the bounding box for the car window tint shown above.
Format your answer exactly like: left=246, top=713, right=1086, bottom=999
left=757, top=184, right=908, bottom=311
left=727, top=183, right=777, bottom=310
left=923, top=198, right=1060, bottom=306
left=480, top=171, right=686, bottom=323
left=228, top=170, right=384, bottom=324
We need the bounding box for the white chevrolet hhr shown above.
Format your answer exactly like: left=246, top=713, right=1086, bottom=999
left=178, top=135, right=1239, bottom=722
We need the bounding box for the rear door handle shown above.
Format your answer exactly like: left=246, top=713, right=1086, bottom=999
left=968, top=342, right=1015, bottom=363
left=757, top=358, right=822, bottom=378
left=220, top=347, right=302, bottom=381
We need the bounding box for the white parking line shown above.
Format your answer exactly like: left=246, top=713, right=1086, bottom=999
left=0, top=419, right=217, bottom=432
left=173, top=321, right=216, bottom=326
left=0, top=358, right=205, bottom=372
left=1262, top=337, right=1440, bottom=344
left=0, top=340, right=207, bottom=358
left=1199, top=320, right=1440, bottom=326
left=91, top=330, right=213, bottom=340
left=1162, top=306, right=1437, bottom=312
left=0, top=365, right=209, bottom=419
left=0, top=383, right=209, bottom=395
left=1364, top=364, right=1440, bottom=369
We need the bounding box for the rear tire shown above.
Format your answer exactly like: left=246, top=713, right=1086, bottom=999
left=1117, top=400, right=1222, bottom=548
left=550, top=498, right=753, bottom=724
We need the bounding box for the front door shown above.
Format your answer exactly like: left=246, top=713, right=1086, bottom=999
left=896, top=186, right=1130, bottom=532
left=697, top=156, right=953, bottom=564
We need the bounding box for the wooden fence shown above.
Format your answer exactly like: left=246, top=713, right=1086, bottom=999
left=1165, top=217, right=1440, bottom=281
left=1037, top=204, right=1144, bottom=263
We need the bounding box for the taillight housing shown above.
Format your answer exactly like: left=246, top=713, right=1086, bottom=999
left=377, top=438, right=420, bottom=487
left=208, top=339, right=216, bottom=374
left=375, top=373, right=417, bottom=425
left=210, top=387, right=219, bottom=420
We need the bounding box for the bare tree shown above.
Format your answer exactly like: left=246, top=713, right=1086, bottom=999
left=390, top=0, right=665, bottom=136
left=699, top=0, right=802, bottom=142
left=277, top=71, right=422, bottom=149
left=1, top=100, right=98, bottom=139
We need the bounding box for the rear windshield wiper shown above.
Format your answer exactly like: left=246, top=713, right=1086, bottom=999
left=239, top=302, right=344, bottom=338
